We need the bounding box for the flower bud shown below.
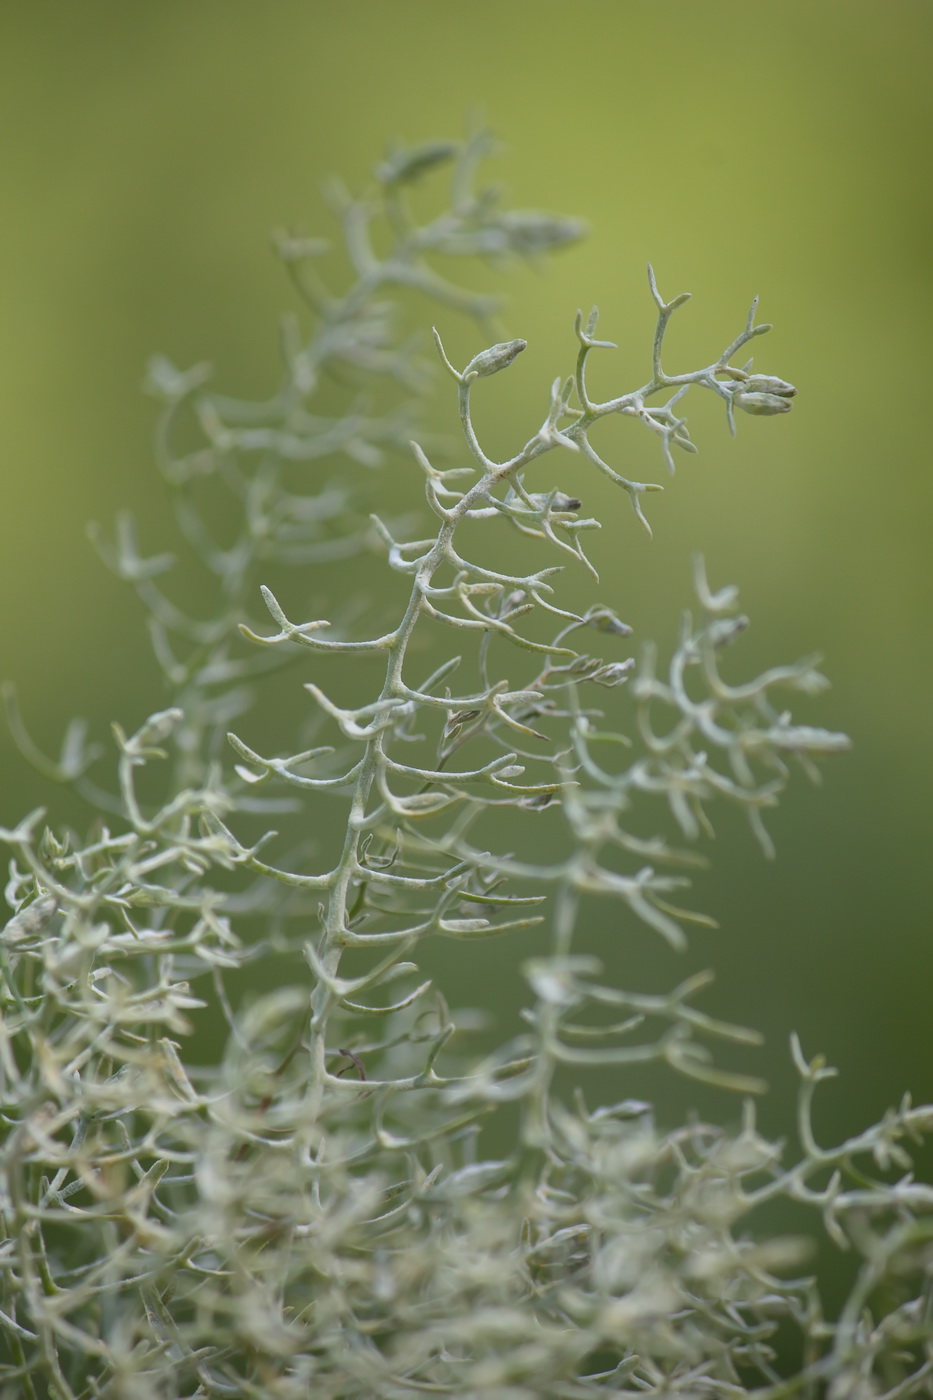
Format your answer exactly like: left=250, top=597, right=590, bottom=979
left=524, top=491, right=581, bottom=514
left=708, top=616, right=749, bottom=649
left=741, top=374, right=796, bottom=398
left=521, top=791, right=555, bottom=811
left=733, top=389, right=793, bottom=416
left=128, top=708, right=184, bottom=751
left=464, top=339, right=527, bottom=379
left=498, top=211, right=585, bottom=254
left=3, top=895, right=59, bottom=944
left=375, top=142, right=457, bottom=186
left=585, top=606, right=633, bottom=637
left=591, top=659, right=636, bottom=687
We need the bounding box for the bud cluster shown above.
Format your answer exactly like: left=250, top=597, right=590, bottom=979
left=726, top=371, right=798, bottom=416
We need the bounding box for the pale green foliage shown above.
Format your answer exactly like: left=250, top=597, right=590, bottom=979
left=1, top=133, right=931, bottom=1399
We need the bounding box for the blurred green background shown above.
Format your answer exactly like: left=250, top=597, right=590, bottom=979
left=2, top=0, right=931, bottom=1156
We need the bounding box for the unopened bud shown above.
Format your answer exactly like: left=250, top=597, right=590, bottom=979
left=375, top=142, right=457, bottom=186
left=741, top=374, right=796, bottom=398
left=524, top=491, right=580, bottom=514
left=273, top=233, right=330, bottom=263
left=3, top=895, right=59, bottom=944
left=733, top=390, right=793, bottom=417
left=498, top=211, right=585, bottom=254
left=590, top=659, right=635, bottom=687
left=123, top=708, right=184, bottom=753
left=521, top=791, right=555, bottom=811
left=708, top=616, right=749, bottom=649
left=464, top=339, right=527, bottom=380
left=585, top=606, right=633, bottom=637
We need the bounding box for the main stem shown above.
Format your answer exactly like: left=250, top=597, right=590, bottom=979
left=305, top=388, right=554, bottom=1121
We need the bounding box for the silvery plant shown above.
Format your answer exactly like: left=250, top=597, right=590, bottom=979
left=2, top=132, right=931, bottom=1399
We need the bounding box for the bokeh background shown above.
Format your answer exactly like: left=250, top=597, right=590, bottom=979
left=2, top=0, right=931, bottom=1165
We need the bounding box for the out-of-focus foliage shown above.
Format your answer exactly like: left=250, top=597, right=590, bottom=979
left=2, top=135, right=931, bottom=1400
